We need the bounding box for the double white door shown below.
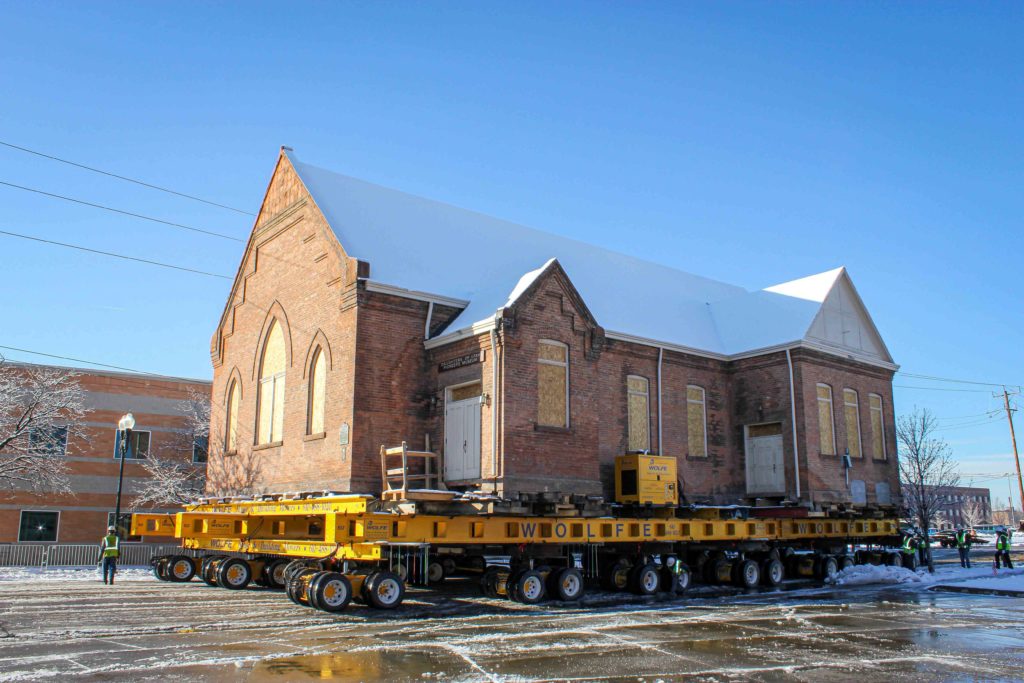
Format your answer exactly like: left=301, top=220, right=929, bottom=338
left=745, top=423, right=786, bottom=495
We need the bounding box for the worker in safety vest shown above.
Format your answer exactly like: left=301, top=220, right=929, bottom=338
left=955, top=528, right=972, bottom=569
left=994, top=527, right=1013, bottom=570
left=98, top=526, right=120, bottom=584
left=901, top=532, right=918, bottom=564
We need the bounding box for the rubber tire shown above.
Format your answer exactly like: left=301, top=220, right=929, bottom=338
left=152, top=556, right=171, bottom=581
left=427, top=561, right=446, bottom=584
left=264, top=559, right=289, bottom=589
left=761, top=558, right=785, bottom=587
left=904, top=553, right=920, bottom=571
left=839, top=555, right=855, bottom=572
left=548, top=567, right=584, bottom=601
left=217, top=558, right=252, bottom=590
left=202, top=557, right=224, bottom=586
left=168, top=556, right=196, bottom=582
left=885, top=552, right=903, bottom=568
left=707, top=559, right=730, bottom=585
left=311, top=572, right=352, bottom=613
left=441, top=558, right=457, bottom=576
left=816, top=555, right=839, bottom=581
left=512, top=569, right=546, bottom=605
left=630, top=563, right=661, bottom=595
left=732, top=559, right=760, bottom=589
left=306, top=571, right=331, bottom=610
left=480, top=567, right=502, bottom=598
left=602, top=559, right=631, bottom=592
left=363, top=570, right=405, bottom=609
left=662, top=565, right=691, bottom=594
left=287, top=568, right=317, bottom=605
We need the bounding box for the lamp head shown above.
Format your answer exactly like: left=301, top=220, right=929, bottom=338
left=118, top=412, right=136, bottom=431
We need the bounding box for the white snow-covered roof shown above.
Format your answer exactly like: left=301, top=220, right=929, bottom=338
left=287, top=151, right=892, bottom=363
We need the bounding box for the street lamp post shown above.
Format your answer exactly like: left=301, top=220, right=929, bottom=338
left=114, top=412, right=135, bottom=537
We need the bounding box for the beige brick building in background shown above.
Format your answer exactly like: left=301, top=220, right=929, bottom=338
left=207, top=148, right=901, bottom=510
left=0, top=362, right=210, bottom=543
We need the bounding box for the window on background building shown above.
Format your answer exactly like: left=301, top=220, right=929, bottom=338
left=537, top=341, right=569, bottom=428
left=869, top=394, right=886, bottom=460
left=308, top=347, right=327, bottom=435
left=844, top=389, right=862, bottom=458
left=687, top=385, right=707, bottom=457
left=817, top=384, right=836, bottom=455
left=107, top=512, right=141, bottom=542
left=257, top=320, right=286, bottom=444
left=112, top=430, right=150, bottom=459
left=225, top=379, right=240, bottom=453
left=18, top=511, right=58, bottom=542
left=28, top=426, right=68, bottom=455
left=626, top=375, right=650, bottom=452
left=192, top=435, right=208, bottom=464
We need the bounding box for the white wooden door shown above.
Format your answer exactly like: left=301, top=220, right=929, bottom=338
left=445, top=397, right=482, bottom=481
left=745, top=423, right=785, bottom=495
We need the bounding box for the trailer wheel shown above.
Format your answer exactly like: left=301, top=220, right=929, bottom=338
left=152, top=556, right=171, bottom=581
left=885, top=552, right=902, bottom=568
left=839, top=556, right=855, bottom=572
left=602, top=558, right=632, bottom=592
left=630, top=563, right=660, bottom=595
left=512, top=569, right=546, bottom=604
left=168, top=556, right=196, bottom=582
left=393, top=563, right=408, bottom=582
left=287, top=569, right=317, bottom=605
left=732, top=559, right=760, bottom=589
left=548, top=567, right=584, bottom=601
left=311, top=572, right=352, bottom=613
left=441, top=558, right=457, bottom=576
left=760, top=558, right=784, bottom=587
left=815, top=555, right=839, bottom=581
left=480, top=567, right=502, bottom=598
left=264, top=559, right=289, bottom=589
left=426, top=561, right=446, bottom=584
left=904, top=553, right=920, bottom=571
left=662, top=565, right=691, bottom=594
left=202, top=557, right=224, bottom=586
left=707, top=559, right=731, bottom=585
left=217, top=558, right=252, bottom=590
left=364, top=571, right=405, bottom=609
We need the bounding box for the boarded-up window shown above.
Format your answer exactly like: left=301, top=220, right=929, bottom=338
left=869, top=393, right=885, bottom=460
left=226, top=379, right=240, bottom=452
left=257, top=320, right=286, bottom=444
left=537, top=341, right=568, bottom=428
left=844, top=388, right=861, bottom=458
left=817, top=384, right=836, bottom=455
left=308, top=348, right=326, bottom=435
left=627, top=375, right=650, bottom=451
left=687, top=385, right=707, bottom=457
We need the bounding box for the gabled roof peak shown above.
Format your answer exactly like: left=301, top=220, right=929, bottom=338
left=763, top=266, right=846, bottom=303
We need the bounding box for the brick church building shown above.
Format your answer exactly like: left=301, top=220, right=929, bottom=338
left=206, top=148, right=900, bottom=510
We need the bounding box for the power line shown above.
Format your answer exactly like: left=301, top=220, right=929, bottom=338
left=0, top=140, right=255, bottom=216
left=0, top=229, right=231, bottom=280
left=897, top=371, right=1015, bottom=388
left=0, top=180, right=243, bottom=242
left=0, top=345, right=164, bottom=376
left=893, top=384, right=993, bottom=393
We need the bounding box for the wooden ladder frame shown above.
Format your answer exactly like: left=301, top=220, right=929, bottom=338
left=380, top=442, right=450, bottom=501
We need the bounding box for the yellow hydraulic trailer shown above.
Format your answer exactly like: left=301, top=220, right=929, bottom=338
left=133, top=492, right=902, bottom=614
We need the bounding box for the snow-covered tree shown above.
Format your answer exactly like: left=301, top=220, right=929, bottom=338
left=898, top=407, right=959, bottom=572
left=0, top=361, right=85, bottom=495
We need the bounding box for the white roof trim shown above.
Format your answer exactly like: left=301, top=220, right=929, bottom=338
left=423, top=317, right=499, bottom=350
left=363, top=280, right=470, bottom=308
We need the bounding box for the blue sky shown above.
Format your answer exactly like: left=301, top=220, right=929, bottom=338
left=1, top=2, right=1021, bottom=505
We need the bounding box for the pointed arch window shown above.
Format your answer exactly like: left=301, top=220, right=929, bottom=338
left=257, top=320, right=286, bottom=444
left=308, top=347, right=327, bottom=435
left=225, top=379, right=240, bottom=453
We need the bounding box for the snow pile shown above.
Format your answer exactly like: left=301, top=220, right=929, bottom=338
left=947, top=572, right=1024, bottom=594
left=0, top=566, right=155, bottom=582
left=827, top=564, right=935, bottom=587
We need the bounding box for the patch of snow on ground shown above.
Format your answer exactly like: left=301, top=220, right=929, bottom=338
left=827, top=564, right=936, bottom=586
left=0, top=566, right=155, bottom=582
left=946, top=573, right=1024, bottom=593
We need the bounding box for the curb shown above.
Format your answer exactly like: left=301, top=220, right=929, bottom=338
left=930, top=585, right=1024, bottom=598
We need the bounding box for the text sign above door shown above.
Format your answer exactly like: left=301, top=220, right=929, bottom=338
left=439, top=351, right=483, bottom=372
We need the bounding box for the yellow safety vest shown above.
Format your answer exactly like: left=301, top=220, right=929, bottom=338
left=101, top=534, right=120, bottom=558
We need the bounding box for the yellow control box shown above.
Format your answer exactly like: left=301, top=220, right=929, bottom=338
left=614, top=454, right=678, bottom=506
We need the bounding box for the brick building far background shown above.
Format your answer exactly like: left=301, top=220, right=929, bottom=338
left=0, top=361, right=210, bottom=544
left=206, top=147, right=901, bottom=511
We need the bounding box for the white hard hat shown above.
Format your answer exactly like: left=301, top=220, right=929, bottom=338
left=107, top=525, right=116, bottom=532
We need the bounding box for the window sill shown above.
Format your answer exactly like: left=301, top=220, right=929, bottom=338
left=685, top=455, right=709, bottom=461
left=534, top=424, right=572, bottom=434
left=304, top=432, right=327, bottom=442
left=253, top=441, right=283, bottom=452
left=224, top=450, right=238, bottom=457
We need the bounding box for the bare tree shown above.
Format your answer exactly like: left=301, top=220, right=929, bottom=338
left=0, top=361, right=85, bottom=495
left=135, top=387, right=263, bottom=506
left=960, top=497, right=987, bottom=529
left=898, top=407, right=960, bottom=572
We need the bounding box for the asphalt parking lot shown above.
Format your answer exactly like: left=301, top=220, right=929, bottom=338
left=1, top=549, right=1023, bottom=682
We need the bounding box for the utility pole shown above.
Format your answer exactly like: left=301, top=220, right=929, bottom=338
left=1002, top=387, right=1023, bottom=526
